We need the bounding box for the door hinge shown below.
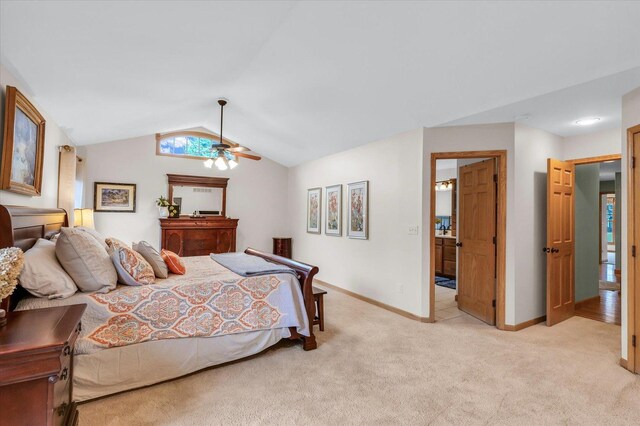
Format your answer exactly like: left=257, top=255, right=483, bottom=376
left=493, top=174, right=498, bottom=183
left=493, top=236, right=496, bottom=245
left=633, top=157, right=636, bottom=169
left=633, top=245, right=637, bottom=258
left=633, top=335, right=637, bottom=348
left=492, top=299, right=496, bottom=308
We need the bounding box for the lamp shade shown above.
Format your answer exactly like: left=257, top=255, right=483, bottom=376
left=74, top=208, right=95, bottom=229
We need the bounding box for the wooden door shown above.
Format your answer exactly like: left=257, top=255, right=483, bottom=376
left=631, top=126, right=640, bottom=373
left=546, top=159, right=575, bottom=326
left=458, top=159, right=497, bottom=325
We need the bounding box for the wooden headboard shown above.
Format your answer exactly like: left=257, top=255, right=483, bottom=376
left=0, top=205, right=68, bottom=311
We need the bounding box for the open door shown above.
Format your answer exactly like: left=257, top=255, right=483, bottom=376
left=458, top=159, right=496, bottom=325
left=546, top=158, right=575, bottom=326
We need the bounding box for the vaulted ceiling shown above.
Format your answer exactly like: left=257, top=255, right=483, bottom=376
left=1, top=1, right=639, bottom=166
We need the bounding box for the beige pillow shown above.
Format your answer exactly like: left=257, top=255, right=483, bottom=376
left=56, top=227, right=117, bottom=293
left=19, top=239, right=77, bottom=299
left=76, top=226, right=108, bottom=250
left=133, top=241, right=168, bottom=278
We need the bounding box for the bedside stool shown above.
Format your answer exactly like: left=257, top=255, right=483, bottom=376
left=312, top=286, right=327, bottom=331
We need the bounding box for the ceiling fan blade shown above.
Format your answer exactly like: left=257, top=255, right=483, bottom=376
left=228, top=146, right=250, bottom=152
left=234, top=152, right=262, bottom=161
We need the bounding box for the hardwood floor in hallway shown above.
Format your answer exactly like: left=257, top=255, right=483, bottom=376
left=575, top=289, right=621, bottom=326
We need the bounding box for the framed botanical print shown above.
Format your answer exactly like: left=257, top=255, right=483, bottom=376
left=347, top=180, right=368, bottom=239
left=325, top=184, right=342, bottom=236
left=94, top=182, right=137, bottom=212
left=0, top=86, right=46, bottom=196
left=307, top=187, right=322, bottom=234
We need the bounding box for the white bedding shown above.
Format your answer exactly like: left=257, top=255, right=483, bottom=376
left=74, top=328, right=289, bottom=401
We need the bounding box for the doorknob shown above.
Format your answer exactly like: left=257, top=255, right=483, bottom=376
left=455, top=242, right=462, bottom=247
left=551, top=248, right=559, bottom=253
left=542, top=247, right=551, bottom=253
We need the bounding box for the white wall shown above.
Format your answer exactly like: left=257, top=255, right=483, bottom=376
left=513, top=124, right=563, bottom=323
left=288, top=129, right=425, bottom=316
left=0, top=64, right=74, bottom=208
left=621, top=87, right=640, bottom=361
left=81, top=133, right=289, bottom=253
left=562, top=127, right=621, bottom=160
left=423, top=124, right=516, bottom=321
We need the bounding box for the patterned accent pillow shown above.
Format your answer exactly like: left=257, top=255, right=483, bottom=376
left=133, top=241, right=168, bottom=279
left=107, top=238, right=156, bottom=286
left=161, top=249, right=186, bottom=275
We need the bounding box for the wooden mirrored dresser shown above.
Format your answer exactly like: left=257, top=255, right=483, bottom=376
left=160, top=174, right=239, bottom=256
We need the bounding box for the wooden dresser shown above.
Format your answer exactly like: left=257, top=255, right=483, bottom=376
left=160, top=216, right=239, bottom=256
left=272, top=237, right=292, bottom=259
left=435, top=236, right=457, bottom=278
left=0, top=304, right=86, bottom=426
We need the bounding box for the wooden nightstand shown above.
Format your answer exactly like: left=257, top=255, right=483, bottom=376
left=0, top=304, right=86, bottom=426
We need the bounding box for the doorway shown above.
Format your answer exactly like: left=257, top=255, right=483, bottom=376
left=429, top=151, right=507, bottom=329
left=545, top=155, right=623, bottom=327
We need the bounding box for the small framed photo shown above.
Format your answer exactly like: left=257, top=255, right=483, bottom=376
left=325, top=184, right=342, bottom=236
left=307, top=187, right=322, bottom=234
left=347, top=181, right=368, bottom=239
left=94, top=182, right=137, bottom=213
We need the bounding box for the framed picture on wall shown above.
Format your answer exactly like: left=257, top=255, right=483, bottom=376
left=325, top=184, right=342, bottom=236
left=0, top=86, right=46, bottom=196
left=307, top=187, right=322, bottom=234
left=347, top=180, right=368, bottom=239
left=94, top=182, right=137, bottom=212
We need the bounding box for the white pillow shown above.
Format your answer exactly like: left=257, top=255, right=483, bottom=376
left=19, top=239, right=78, bottom=299
left=56, top=227, right=117, bottom=293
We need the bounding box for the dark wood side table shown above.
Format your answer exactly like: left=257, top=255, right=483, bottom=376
left=0, top=304, right=86, bottom=426
left=273, top=237, right=292, bottom=259
left=312, top=286, right=327, bottom=331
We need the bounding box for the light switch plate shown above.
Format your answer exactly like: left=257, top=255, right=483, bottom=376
left=408, top=225, right=419, bottom=235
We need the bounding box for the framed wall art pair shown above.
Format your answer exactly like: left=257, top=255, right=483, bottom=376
left=306, top=181, right=368, bottom=239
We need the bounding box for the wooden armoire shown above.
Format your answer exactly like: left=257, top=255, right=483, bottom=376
left=159, top=174, right=238, bottom=256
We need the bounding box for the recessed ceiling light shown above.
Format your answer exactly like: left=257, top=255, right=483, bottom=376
left=575, top=117, right=601, bottom=126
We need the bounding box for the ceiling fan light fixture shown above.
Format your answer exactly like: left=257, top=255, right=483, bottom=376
left=203, top=158, right=214, bottom=168
left=228, top=159, right=238, bottom=169
left=215, top=156, right=228, bottom=171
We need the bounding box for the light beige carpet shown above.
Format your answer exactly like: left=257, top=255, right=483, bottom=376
left=78, top=288, right=639, bottom=425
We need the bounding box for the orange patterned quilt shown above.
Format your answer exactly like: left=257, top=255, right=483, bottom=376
left=16, top=256, right=309, bottom=354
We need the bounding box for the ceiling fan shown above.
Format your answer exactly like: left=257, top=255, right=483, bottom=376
left=204, top=99, right=261, bottom=170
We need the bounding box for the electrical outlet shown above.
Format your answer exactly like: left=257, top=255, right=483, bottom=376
left=408, top=225, right=419, bottom=235
left=397, top=284, right=404, bottom=294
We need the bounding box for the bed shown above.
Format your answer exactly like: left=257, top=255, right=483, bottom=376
left=0, top=205, right=318, bottom=401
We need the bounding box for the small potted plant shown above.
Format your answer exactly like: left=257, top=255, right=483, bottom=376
left=156, top=196, right=170, bottom=218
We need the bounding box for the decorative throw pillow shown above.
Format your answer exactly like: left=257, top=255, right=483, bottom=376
left=19, top=239, right=78, bottom=299
left=133, top=241, right=168, bottom=279
left=55, top=227, right=117, bottom=293
left=109, top=240, right=156, bottom=286
left=76, top=226, right=108, bottom=250
left=161, top=249, right=186, bottom=275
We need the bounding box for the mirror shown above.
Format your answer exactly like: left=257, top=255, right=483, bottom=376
left=167, top=174, right=228, bottom=217
left=172, top=186, right=223, bottom=216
